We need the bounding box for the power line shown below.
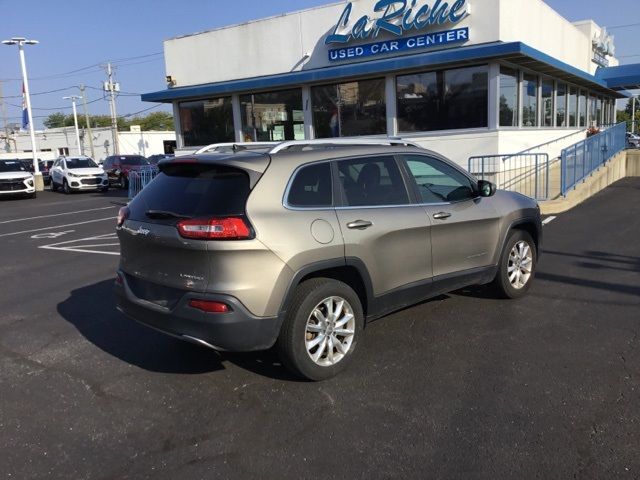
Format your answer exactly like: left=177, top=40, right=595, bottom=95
left=0, top=52, right=163, bottom=83
left=0, top=86, right=79, bottom=100
left=606, top=22, right=640, bottom=30
left=6, top=97, right=103, bottom=111
left=119, top=103, right=164, bottom=118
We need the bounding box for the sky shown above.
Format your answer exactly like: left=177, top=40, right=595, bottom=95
left=0, top=0, right=639, bottom=129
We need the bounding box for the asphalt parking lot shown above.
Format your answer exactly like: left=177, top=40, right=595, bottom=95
left=1, top=179, right=639, bottom=479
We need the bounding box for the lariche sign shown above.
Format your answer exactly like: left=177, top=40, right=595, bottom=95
left=325, top=0, right=470, bottom=62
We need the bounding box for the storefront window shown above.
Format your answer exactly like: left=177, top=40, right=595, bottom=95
left=588, top=95, right=597, bottom=126
left=312, top=79, right=386, bottom=138
left=568, top=87, right=578, bottom=127
left=499, top=67, right=518, bottom=127
left=397, top=65, right=488, bottom=132
left=179, top=97, right=234, bottom=147
left=578, top=91, right=587, bottom=127
left=596, top=97, right=603, bottom=126
left=522, top=73, right=538, bottom=127
left=542, top=79, right=553, bottom=127
left=556, top=83, right=567, bottom=127
left=240, top=89, right=304, bottom=142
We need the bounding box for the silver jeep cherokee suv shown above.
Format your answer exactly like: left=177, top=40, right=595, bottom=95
left=115, top=141, right=541, bottom=380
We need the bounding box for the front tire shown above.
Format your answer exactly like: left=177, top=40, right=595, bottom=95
left=63, top=180, right=71, bottom=195
left=491, top=230, right=537, bottom=299
left=277, top=278, right=364, bottom=381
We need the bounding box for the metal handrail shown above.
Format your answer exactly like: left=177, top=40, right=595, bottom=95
left=560, top=122, right=626, bottom=196
left=502, top=128, right=587, bottom=162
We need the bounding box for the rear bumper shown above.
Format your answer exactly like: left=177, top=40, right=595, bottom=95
left=114, top=271, right=282, bottom=352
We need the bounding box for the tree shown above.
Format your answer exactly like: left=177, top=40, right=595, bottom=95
left=42, top=111, right=174, bottom=132
left=129, top=111, right=174, bottom=131
left=618, top=98, right=640, bottom=132
left=43, top=112, right=66, bottom=129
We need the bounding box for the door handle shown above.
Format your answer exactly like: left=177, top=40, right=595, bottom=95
left=433, top=212, right=452, bottom=220
left=347, top=220, right=373, bottom=230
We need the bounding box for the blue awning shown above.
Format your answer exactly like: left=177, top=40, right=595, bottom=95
left=596, top=64, right=640, bottom=91
left=142, top=41, right=627, bottom=103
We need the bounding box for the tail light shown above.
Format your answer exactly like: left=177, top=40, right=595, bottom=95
left=177, top=217, right=252, bottom=240
left=189, top=299, right=230, bottom=313
left=117, top=206, right=130, bottom=227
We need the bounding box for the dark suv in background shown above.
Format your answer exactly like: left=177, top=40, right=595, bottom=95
left=102, top=155, right=149, bottom=189
left=115, top=140, right=542, bottom=381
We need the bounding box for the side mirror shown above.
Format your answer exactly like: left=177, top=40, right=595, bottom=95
left=478, top=180, right=497, bottom=198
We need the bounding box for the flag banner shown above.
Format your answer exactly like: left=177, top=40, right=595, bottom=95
left=22, top=83, right=29, bottom=130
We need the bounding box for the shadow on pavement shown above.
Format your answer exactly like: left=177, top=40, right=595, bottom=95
left=57, top=279, right=298, bottom=381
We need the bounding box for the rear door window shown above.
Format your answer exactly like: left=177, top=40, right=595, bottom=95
left=128, top=163, right=251, bottom=223
left=336, top=156, right=409, bottom=207
left=287, top=162, right=332, bottom=208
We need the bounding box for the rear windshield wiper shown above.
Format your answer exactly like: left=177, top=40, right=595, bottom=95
left=145, top=210, right=193, bottom=220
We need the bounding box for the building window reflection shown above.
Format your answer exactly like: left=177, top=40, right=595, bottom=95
left=311, top=79, right=386, bottom=138
left=179, top=97, right=234, bottom=147
left=397, top=65, right=488, bottom=132
left=240, top=89, right=304, bottom=142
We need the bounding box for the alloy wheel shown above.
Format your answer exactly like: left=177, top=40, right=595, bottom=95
left=508, top=240, right=533, bottom=289
left=305, top=296, right=356, bottom=367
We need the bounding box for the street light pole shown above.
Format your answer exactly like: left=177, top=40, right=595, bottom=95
left=63, top=96, right=82, bottom=155
left=1, top=37, right=42, bottom=191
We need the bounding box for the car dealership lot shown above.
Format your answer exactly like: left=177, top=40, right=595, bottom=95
left=1, top=180, right=639, bottom=479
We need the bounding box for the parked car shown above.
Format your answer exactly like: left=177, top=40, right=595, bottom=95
left=146, top=154, right=175, bottom=165
left=102, top=155, right=150, bottom=189
left=115, top=141, right=542, bottom=381
left=0, top=159, right=36, bottom=198
left=626, top=132, right=640, bottom=149
left=49, top=156, right=109, bottom=194
left=39, top=160, right=55, bottom=185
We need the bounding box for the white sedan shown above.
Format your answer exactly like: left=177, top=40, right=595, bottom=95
left=50, top=156, right=109, bottom=194
left=0, top=159, right=36, bottom=198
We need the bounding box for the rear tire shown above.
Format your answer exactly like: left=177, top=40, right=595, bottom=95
left=277, top=278, right=364, bottom=381
left=51, top=180, right=58, bottom=192
left=491, top=230, right=537, bottom=299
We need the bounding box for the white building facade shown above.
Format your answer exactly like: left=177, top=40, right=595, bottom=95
left=143, top=0, right=628, bottom=167
left=1, top=127, right=177, bottom=162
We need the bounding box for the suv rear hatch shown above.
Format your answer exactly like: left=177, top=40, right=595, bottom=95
left=117, top=153, right=270, bottom=303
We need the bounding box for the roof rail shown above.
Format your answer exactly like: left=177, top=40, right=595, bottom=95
left=194, top=142, right=278, bottom=155
left=268, top=138, right=421, bottom=154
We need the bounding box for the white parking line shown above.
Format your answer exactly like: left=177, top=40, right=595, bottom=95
left=0, top=217, right=116, bottom=238
left=542, top=216, right=557, bottom=226
left=39, top=233, right=120, bottom=256
left=0, top=206, right=116, bottom=224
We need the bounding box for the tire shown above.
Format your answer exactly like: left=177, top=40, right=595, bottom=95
left=491, top=230, right=537, bottom=299
left=277, top=278, right=364, bottom=381
left=50, top=181, right=58, bottom=192
left=63, top=180, right=71, bottom=195
left=100, top=186, right=109, bottom=193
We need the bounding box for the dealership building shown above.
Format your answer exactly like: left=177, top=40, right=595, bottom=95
left=142, top=0, right=638, bottom=167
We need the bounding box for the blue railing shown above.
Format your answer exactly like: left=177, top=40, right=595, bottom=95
left=128, top=166, right=159, bottom=198
left=468, top=153, right=550, bottom=200
left=560, top=122, right=626, bottom=196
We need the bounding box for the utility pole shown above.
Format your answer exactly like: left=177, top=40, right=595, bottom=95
left=79, top=85, right=95, bottom=159
left=63, top=96, right=82, bottom=155
left=104, top=63, right=120, bottom=155
left=632, top=96, right=637, bottom=134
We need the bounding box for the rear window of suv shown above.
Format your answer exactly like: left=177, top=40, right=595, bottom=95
left=128, top=163, right=251, bottom=223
